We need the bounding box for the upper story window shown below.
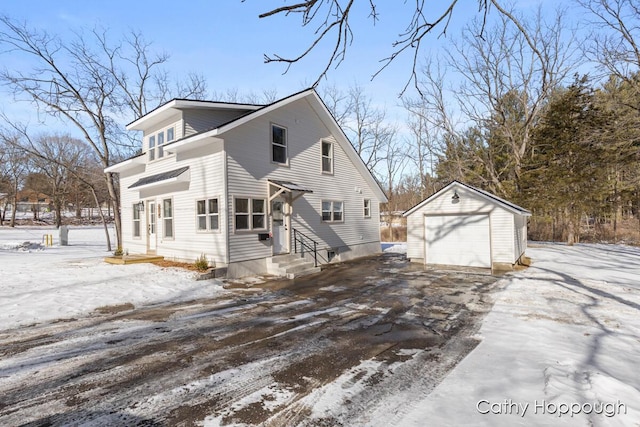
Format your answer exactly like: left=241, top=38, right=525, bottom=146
left=363, top=199, right=371, bottom=218
left=271, top=124, right=287, bottom=164
left=148, top=126, right=176, bottom=162
left=321, top=140, right=333, bottom=174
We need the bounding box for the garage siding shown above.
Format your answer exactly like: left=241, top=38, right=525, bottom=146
left=405, top=184, right=527, bottom=267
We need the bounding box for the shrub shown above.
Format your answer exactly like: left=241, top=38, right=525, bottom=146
left=194, top=253, right=210, bottom=272
left=114, top=247, right=124, bottom=256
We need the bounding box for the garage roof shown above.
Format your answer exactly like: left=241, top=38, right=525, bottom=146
left=403, top=180, right=531, bottom=217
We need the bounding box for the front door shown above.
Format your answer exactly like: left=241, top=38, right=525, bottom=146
left=147, top=200, right=157, bottom=253
left=271, top=199, right=288, bottom=254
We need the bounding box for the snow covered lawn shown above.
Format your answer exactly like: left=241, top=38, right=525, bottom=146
left=397, top=243, right=640, bottom=426
left=0, top=226, right=226, bottom=330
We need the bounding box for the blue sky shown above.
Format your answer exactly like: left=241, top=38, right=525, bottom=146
left=0, top=0, right=562, bottom=132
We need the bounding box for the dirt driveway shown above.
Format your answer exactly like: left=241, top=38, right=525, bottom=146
left=0, top=253, right=503, bottom=426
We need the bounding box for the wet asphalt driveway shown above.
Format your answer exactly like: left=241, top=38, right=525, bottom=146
left=0, top=252, right=504, bottom=426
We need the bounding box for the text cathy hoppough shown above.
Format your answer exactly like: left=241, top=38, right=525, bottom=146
left=477, top=399, right=627, bottom=418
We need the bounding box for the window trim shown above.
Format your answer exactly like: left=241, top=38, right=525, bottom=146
left=162, top=198, right=174, bottom=240
left=321, top=200, right=344, bottom=223
left=321, top=139, right=334, bottom=174
left=132, top=203, right=141, bottom=239
left=363, top=199, right=371, bottom=218
left=270, top=123, right=288, bottom=166
left=147, top=125, right=176, bottom=163
left=196, top=197, right=220, bottom=233
left=234, top=196, right=267, bottom=232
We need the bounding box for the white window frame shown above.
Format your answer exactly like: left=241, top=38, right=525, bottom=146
left=234, top=197, right=267, bottom=232
left=147, top=125, right=176, bottom=162
left=271, top=124, right=288, bottom=165
left=162, top=198, right=174, bottom=239
left=148, top=135, right=156, bottom=161
left=321, top=140, right=333, bottom=174
left=363, top=199, right=371, bottom=218
left=196, top=197, right=220, bottom=232
left=322, top=200, right=344, bottom=223
left=132, top=203, right=141, bottom=239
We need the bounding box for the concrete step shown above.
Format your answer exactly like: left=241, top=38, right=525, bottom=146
left=284, top=259, right=317, bottom=274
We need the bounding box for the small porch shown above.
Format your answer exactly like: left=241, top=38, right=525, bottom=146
left=104, top=254, right=165, bottom=265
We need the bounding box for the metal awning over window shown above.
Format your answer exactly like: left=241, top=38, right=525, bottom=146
left=128, top=166, right=190, bottom=190
left=268, top=179, right=313, bottom=202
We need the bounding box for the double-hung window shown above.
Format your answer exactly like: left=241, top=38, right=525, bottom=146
left=321, top=140, right=333, bottom=173
left=197, top=198, right=219, bottom=231
left=148, top=135, right=156, bottom=161
left=133, top=203, right=141, bottom=238
left=322, top=200, right=344, bottom=222
left=163, top=198, right=174, bottom=238
left=235, top=197, right=266, bottom=231
left=363, top=199, right=371, bottom=218
left=271, top=124, right=287, bottom=164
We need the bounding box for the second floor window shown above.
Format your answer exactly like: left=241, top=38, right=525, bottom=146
left=148, top=126, right=175, bottom=161
left=271, top=124, right=287, bottom=164
left=321, top=140, right=333, bottom=173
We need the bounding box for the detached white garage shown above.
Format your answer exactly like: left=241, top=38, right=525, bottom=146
left=403, top=181, right=531, bottom=271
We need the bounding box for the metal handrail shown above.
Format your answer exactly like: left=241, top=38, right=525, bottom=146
left=293, top=228, right=323, bottom=267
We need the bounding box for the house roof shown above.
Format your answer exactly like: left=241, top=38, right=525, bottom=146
left=128, top=166, right=190, bottom=189
left=403, top=180, right=531, bottom=217
left=153, top=88, right=388, bottom=203
left=126, top=99, right=263, bottom=131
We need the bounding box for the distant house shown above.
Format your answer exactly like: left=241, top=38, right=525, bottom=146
left=403, top=181, right=530, bottom=271
left=106, top=89, right=387, bottom=278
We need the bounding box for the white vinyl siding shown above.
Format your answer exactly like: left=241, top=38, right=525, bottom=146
left=118, top=141, right=227, bottom=266
left=405, top=184, right=528, bottom=267
left=224, top=97, right=382, bottom=264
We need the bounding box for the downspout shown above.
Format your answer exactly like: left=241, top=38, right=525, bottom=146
left=223, top=141, right=230, bottom=266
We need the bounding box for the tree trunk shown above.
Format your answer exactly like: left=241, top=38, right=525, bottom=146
left=90, top=185, right=112, bottom=252
left=105, top=172, right=122, bottom=250
left=10, top=192, right=17, bottom=227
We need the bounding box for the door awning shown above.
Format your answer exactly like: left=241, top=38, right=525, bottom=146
left=128, top=166, right=190, bottom=190
left=268, top=179, right=313, bottom=202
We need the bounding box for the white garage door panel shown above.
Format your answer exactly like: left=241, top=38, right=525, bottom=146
left=425, top=214, right=491, bottom=267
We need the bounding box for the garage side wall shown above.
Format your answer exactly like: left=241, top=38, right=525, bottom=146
left=514, top=214, right=527, bottom=261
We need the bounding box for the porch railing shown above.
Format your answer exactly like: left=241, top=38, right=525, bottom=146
left=292, top=228, right=325, bottom=267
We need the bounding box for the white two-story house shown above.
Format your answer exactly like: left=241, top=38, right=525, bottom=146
left=105, top=88, right=387, bottom=278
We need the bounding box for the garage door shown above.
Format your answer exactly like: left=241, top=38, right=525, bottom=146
left=424, top=214, right=491, bottom=268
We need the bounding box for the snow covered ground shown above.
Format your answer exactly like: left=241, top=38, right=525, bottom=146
left=0, top=226, right=226, bottom=329
left=1, top=226, right=639, bottom=426
left=395, top=243, right=640, bottom=426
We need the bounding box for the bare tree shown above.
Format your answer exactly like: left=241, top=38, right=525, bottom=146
left=413, top=6, right=578, bottom=197
left=577, top=0, right=640, bottom=82
left=255, top=0, right=500, bottom=92
left=0, top=134, right=30, bottom=227
left=0, top=17, right=208, bottom=250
